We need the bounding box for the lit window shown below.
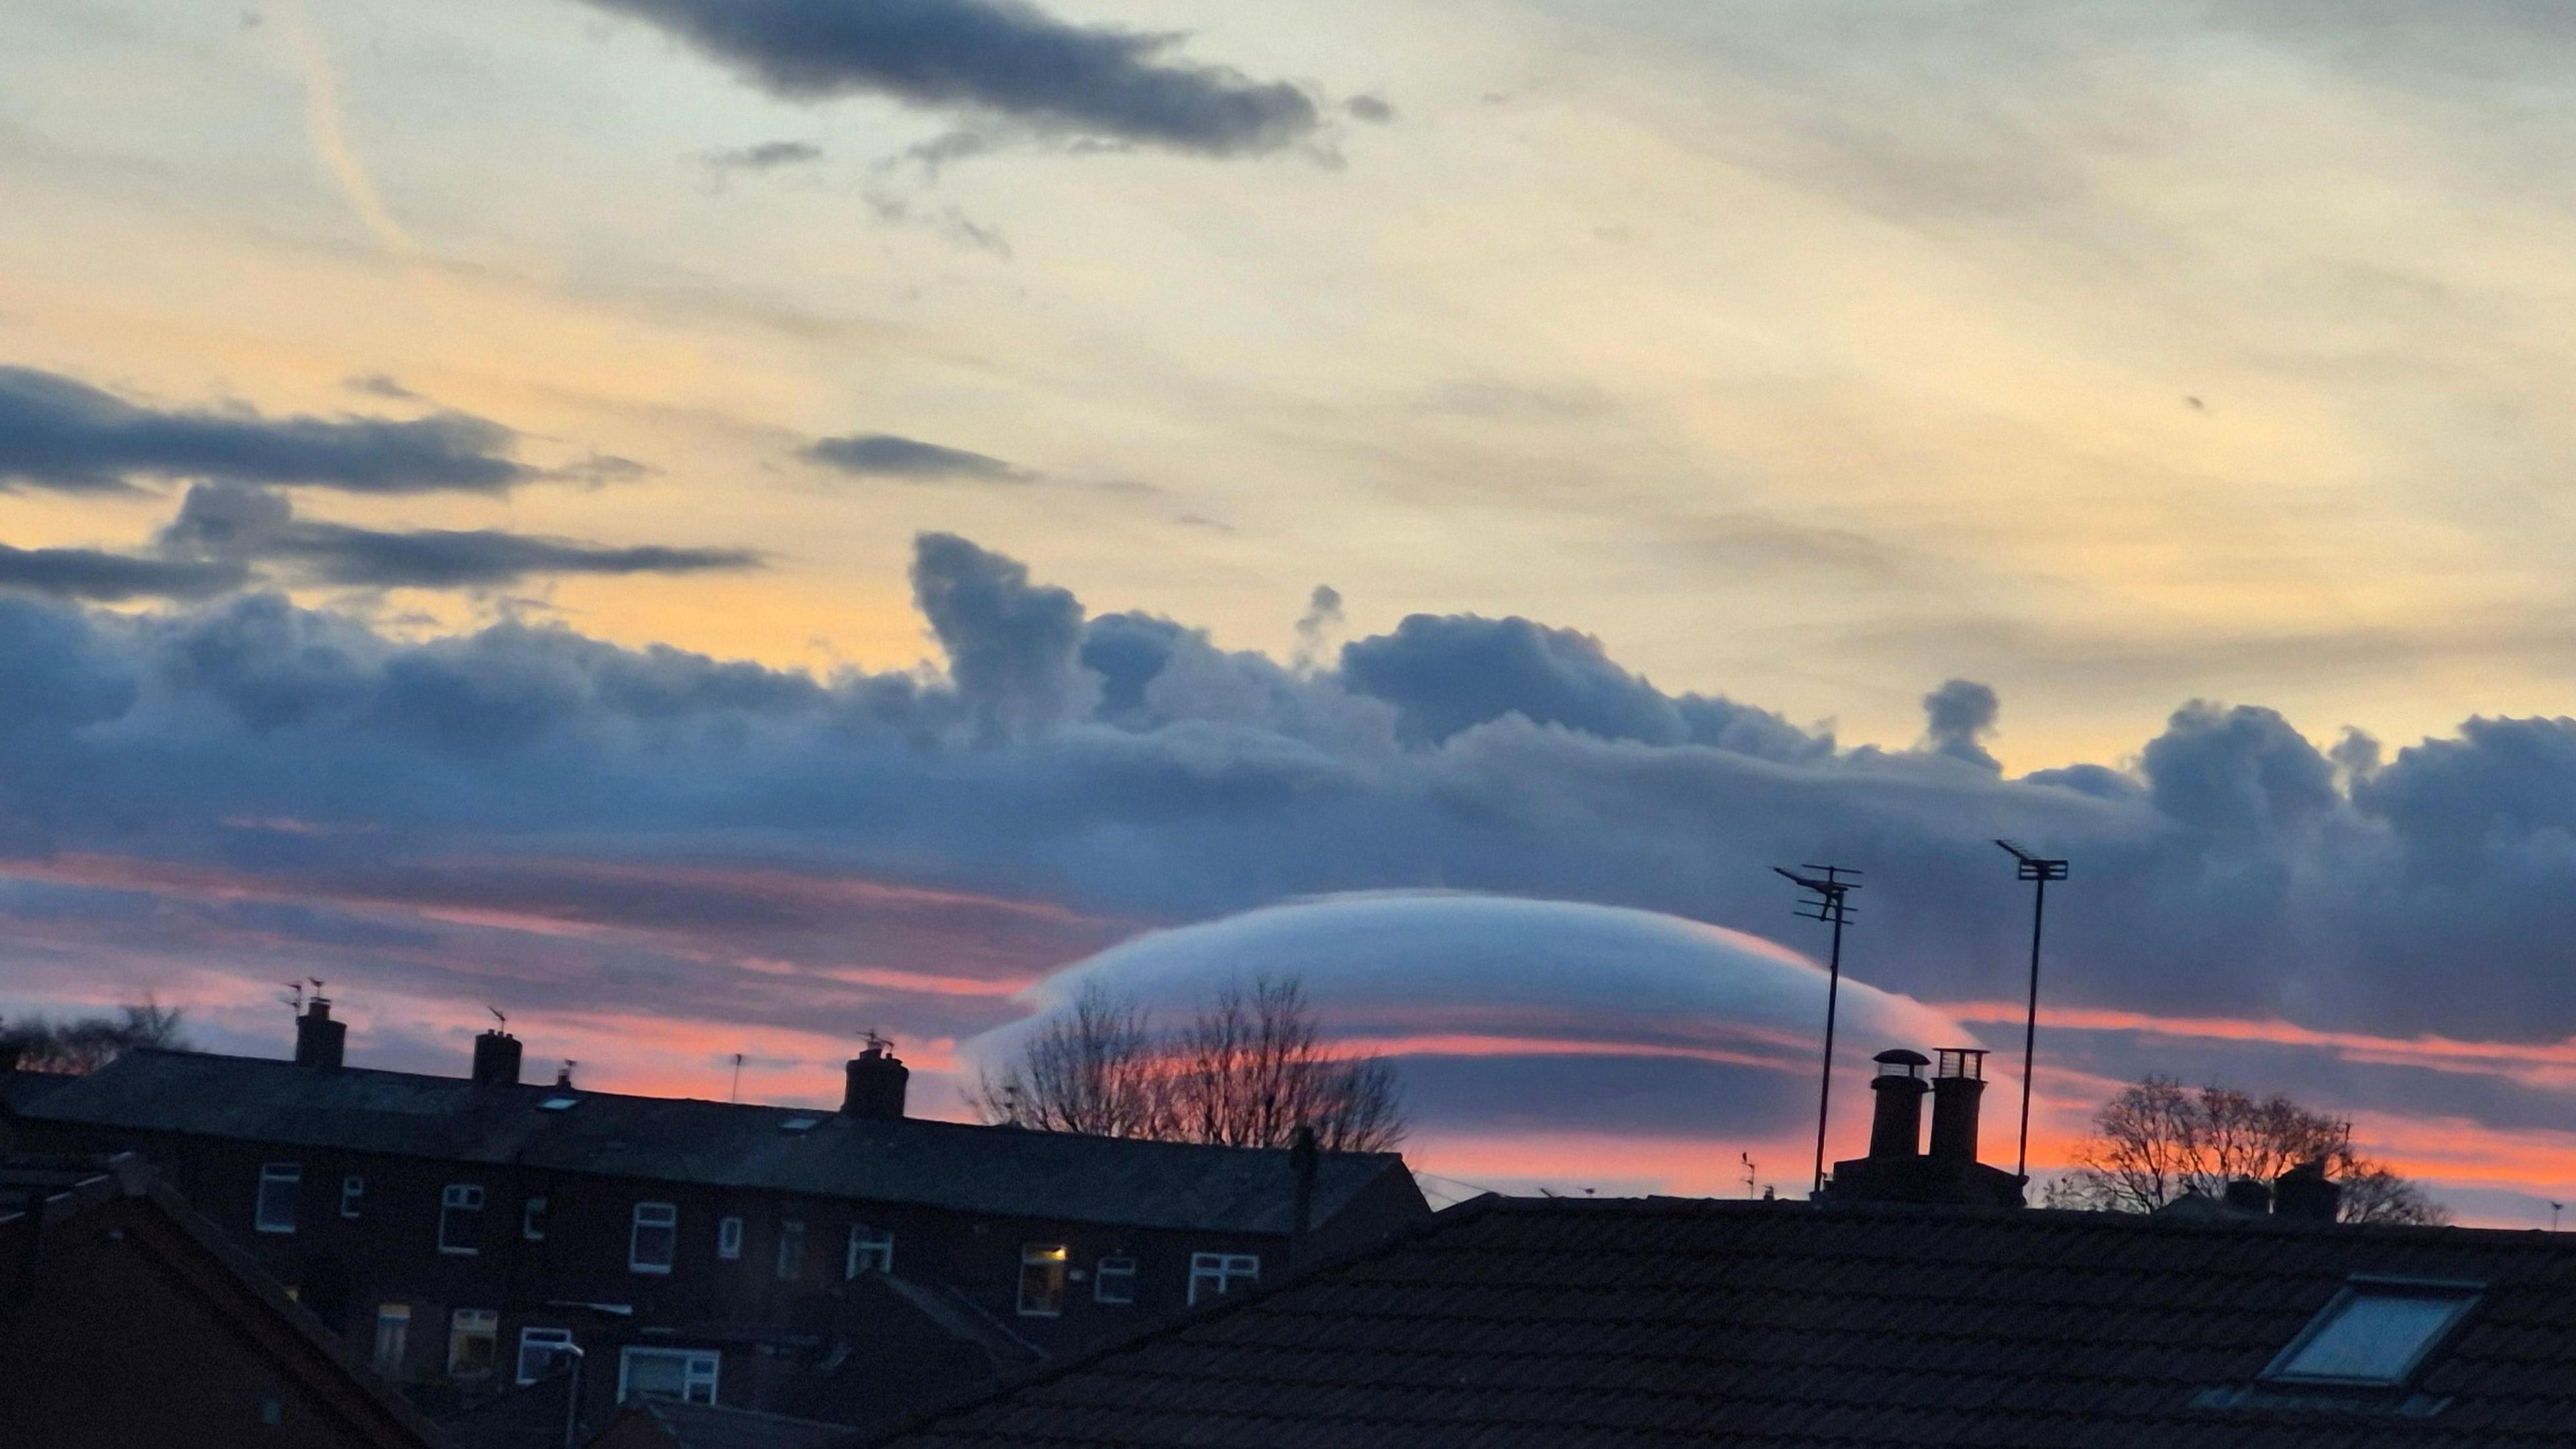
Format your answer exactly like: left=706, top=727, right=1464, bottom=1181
left=776, top=1220, right=806, bottom=1280
left=619, top=1347, right=718, bottom=1405
left=517, top=1327, right=577, bottom=1385
left=339, top=1175, right=365, bottom=1220
left=523, top=1195, right=549, bottom=1241
left=1018, top=1243, right=1068, bottom=1318
left=255, top=1163, right=301, bottom=1234
left=439, top=1184, right=486, bottom=1254
left=1188, top=1252, right=1260, bottom=1306
left=847, top=1224, right=894, bottom=1277
left=447, top=1309, right=499, bottom=1379
left=2263, top=1278, right=2483, bottom=1387
left=1094, top=1256, right=1137, bottom=1305
left=717, top=1216, right=743, bottom=1260
left=631, top=1202, right=678, bottom=1274
left=372, top=1304, right=411, bottom=1376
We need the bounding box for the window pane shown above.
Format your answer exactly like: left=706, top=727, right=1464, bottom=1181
left=777, top=1220, right=806, bottom=1280
left=517, top=1328, right=576, bottom=1385
left=2274, top=1291, right=2475, bottom=1383
left=621, top=1348, right=720, bottom=1405
left=1095, top=1257, right=1136, bottom=1305
left=256, top=1164, right=300, bottom=1234
left=449, top=1309, right=498, bottom=1377
left=372, top=1305, right=411, bottom=1376
left=847, top=1225, right=893, bottom=1277
left=1018, top=1244, right=1067, bottom=1317
left=718, top=1217, right=743, bottom=1260
left=440, top=1185, right=485, bottom=1254
left=523, top=1196, right=549, bottom=1241
left=631, top=1203, right=677, bottom=1273
left=339, top=1177, right=365, bottom=1220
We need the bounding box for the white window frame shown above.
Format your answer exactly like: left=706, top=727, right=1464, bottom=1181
left=255, top=1163, right=301, bottom=1234
left=447, top=1308, right=500, bottom=1379
left=1188, top=1252, right=1260, bottom=1305
left=516, top=1326, right=577, bottom=1386
left=439, top=1183, right=486, bottom=1255
left=846, top=1224, right=894, bottom=1277
left=338, top=1175, right=365, bottom=1220
left=1094, top=1255, right=1138, bottom=1305
left=523, top=1195, right=549, bottom=1241
left=716, top=1216, right=743, bottom=1260
left=2261, top=1277, right=2483, bottom=1387
left=630, top=1201, right=678, bottom=1275
left=616, top=1346, right=719, bottom=1405
left=1017, top=1242, right=1068, bottom=1318
left=775, top=1219, right=806, bottom=1280
left=372, top=1303, right=411, bottom=1376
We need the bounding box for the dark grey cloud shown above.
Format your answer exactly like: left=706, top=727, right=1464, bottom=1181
left=911, top=530, right=1092, bottom=741
left=581, top=0, right=1320, bottom=156
left=1921, top=678, right=2001, bottom=771
left=0, top=543, right=245, bottom=602
left=0, top=366, right=529, bottom=494
left=343, top=374, right=419, bottom=401
left=804, top=431, right=1025, bottom=482
left=158, top=482, right=759, bottom=590
left=708, top=140, right=825, bottom=170
left=1344, top=94, right=1395, bottom=124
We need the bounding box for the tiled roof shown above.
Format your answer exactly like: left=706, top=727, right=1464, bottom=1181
left=17, top=1051, right=1409, bottom=1234
left=867, top=1194, right=2576, bottom=1448
left=635, top=1397, right=856, bottom=1449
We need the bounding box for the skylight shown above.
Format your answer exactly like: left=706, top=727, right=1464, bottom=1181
left=2261, top=1278, right=2481, bottom=1387
left=780, top=1116, right=819, bottom=1133
left=538, top=1095, right=580, bottom=1111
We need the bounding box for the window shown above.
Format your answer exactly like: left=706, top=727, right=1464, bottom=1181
left=847, top=1224, right=894, bottom=1277
left=517, top=1327, right=577, bottom=1385
left=372, top=1305, right=411, bottom=1376
left=523, top=1195, right=549, bottom=1241
left=2262, top=1278, right=2483, bottom=1387
left=255, top=1163, right=301, bottom=1234
left=1188, top=1252, right=1260, bottom=1306
left=1018, top=1243, right=1068, bottom=1318
left=1095, top=1256, right=1137, bottom=1305
left=447, top=1309, right=499, bottom=1379
left=618, top=1347, right=718, bottom=1405
left=717, top=1216, right=743, bottom=1260
left=339, top=1175, right=366, bottom=1220
left=780, top=1116, right=819, bottom=1133
left=439, top=1184, right=486, bottom=1254
left=775, top=1220, right=806, bottom=1280
left=539, top=1094, right=580, bottom=1110
left=631, top=1202, right=678, bottom=1273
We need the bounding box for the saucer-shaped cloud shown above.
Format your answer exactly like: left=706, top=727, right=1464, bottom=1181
left=960, top=892, right=1978, bottom=1165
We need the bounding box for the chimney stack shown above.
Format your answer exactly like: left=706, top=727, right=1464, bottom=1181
left=2223, top=1177, right=2273, bottom=1215
left=471, top=1028, right=523, bottom=1086
left=294, top=996, right=347, bottom=1069
left=842, top=1035, right=908, bottom=1120
left=1927, top=1048, right=1988, bottom=1166
left=1867, top=1049, right=1931, bottom=1159
left=2273, top=1158, right=2342, bottom=1224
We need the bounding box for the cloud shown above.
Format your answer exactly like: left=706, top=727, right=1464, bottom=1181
left=158, top=482, right=760, bottom=589
left=803, top=432, right=1026, bottom=482
left=0, top=543, right=246, bottom=602
left=579, top=0, right=1320, bottom=156
left=1921, top=678, right=2001, bottom=772
left=1343, top=95, right=1395, bottom=124
left=707, top=139, right=824, bottom=170
left=0, top=365, right=529, bottom=494
left=910, top=530, right=1093, bottom=741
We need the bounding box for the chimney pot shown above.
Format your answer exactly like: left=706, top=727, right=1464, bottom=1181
left=293, top=998, right=347, bottom=1069
left=471, top=1028, right=523, bottom=1087
left=2272, top=1158, right=2342, bottom=1224
left=842, top=1038, right=908, bottom=1120
left=1927, top=1047, right=1988, bottom=1166
left=1867, top=1049, right=1931, bottom=1160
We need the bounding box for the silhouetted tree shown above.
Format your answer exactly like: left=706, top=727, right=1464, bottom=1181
left=2045, top=1075, right=2447, bottom=1225
left=973, top=975, right=1407, bottom=1152
left=1, top=998, right=193, bottom=1075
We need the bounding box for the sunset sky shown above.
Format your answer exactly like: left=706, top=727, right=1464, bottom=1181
left=9, top=0, right=2576, bottom=1224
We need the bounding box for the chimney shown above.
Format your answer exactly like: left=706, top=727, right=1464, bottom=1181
left=471, top=1029, right=523, bottom=1086
left=2223, top=1177, right=2273, bottom=1215
left=1289, top=1124, right=1319, bottom=1264
left=2273, top=1158, right=2342, bottom=1224
left=1927, top=1047, right=1988, bottom=1165
left=1866, top=1049, right=1931, bottom=1160
left=841, top=1036, right=908, bottom=1120
left=294, top=997, right=347, bottom=1069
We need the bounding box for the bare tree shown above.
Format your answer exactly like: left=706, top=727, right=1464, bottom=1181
left=1, top=998, right=192, bottom=1075
left=2045, top=1075, right=2447, bottom=1225
left=973, top=975, right=1407, bottom=1153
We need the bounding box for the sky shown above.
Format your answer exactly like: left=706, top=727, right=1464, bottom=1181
left=8, top=0, right=2576, bottom=1223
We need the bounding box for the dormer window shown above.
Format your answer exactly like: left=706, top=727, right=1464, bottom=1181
left=2261, top=1277, right=2483, bottom=1388
left=780, top=1116, right=820, bottom=1134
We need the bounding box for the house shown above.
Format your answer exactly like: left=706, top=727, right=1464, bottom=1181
left=864, top=1040, right=2576, bottom=1448
left=7, top=996, right=1428, bottom=1435
left=0, top=1150, right=442, bottom=1449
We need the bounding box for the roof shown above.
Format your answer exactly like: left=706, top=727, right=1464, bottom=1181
left=865, top=1194, right=2576, bottom=1448
left=625, top=1398, right=854, bottom=1449
left=16, top=1050, right=1409, bottom=1234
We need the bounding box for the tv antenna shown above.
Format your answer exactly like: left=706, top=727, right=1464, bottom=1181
left=1740, top=1152, right=1759, bottom=1200
left=1996, top=841, right=2070, bottom=1183
left=1775, top=863, right=1859, bottom=1195
left=2554, top=1201, right=2565, bottom=1233
left=488, top=1006, right=507, bottom=1029
left=730, top=1053, right=745, bottom=1103
left=282, top=981, right=305, bottom=1011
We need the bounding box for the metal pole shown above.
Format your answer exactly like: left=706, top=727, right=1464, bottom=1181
left=1814, top=906, right=1843, bottom=1195
left=562, top=1346, right=586, bottom=1449
left=2016, top=875, right=2045, bottom=1182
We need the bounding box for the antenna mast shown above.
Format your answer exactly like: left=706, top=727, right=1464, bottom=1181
left=1775, top=863, right=1860, bottom=1195
left=1996, top=840, right=2070, bottom=1184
